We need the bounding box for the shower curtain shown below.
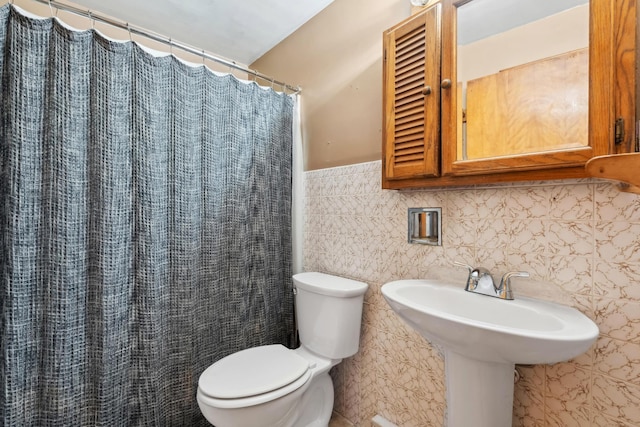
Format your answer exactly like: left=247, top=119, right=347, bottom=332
left=0, top=5, right=295, bottom=426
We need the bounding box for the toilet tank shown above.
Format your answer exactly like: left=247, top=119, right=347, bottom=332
left=293, top=272, right=368, bottom=359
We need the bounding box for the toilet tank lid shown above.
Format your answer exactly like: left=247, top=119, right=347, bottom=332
left=198, top=344, right=309, bottom=399
left=293, top=272, right=368, bottom=297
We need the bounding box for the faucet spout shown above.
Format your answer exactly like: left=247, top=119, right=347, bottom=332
left=470, top=268, right=497, bottom=296
left=497, top=271, right=530, bottom=300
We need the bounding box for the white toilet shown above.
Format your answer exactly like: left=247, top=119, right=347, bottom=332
left=196, top=272, right=368, bottom=427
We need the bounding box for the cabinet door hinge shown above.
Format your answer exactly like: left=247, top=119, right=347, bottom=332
left=615, top=117, right=625, bottom=145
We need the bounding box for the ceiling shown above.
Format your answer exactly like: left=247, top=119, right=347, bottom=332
left=73, top=0, right=335, bottom=65
left=62, top=0, right=588, bottom=65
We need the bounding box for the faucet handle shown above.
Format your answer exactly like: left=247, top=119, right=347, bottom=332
left=453, top=261, right=473, bottom=274
left=498, top=271, right=529, bottom=300
left=454, top=261, right=480, bottom=291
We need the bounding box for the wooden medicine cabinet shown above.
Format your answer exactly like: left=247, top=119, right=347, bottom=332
left=382, top=0, right=637, bottom=190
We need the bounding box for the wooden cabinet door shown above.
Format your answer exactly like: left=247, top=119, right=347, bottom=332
left=382, top=4, right=441, bottom=182
left=440, top=0, right=635, bottom=177
left=382, top=0, right=636, bottom=190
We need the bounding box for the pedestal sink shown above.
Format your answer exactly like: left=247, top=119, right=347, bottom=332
left=381, top=279, right=599, bottom=427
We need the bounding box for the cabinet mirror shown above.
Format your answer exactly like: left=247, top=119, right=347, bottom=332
left=383, top=0, right=634, bottom=189
left=456, top=0, right=589, bottom=161
left=440, top=0, right=622, bottom=177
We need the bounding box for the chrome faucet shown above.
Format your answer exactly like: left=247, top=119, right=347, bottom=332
left=498, top=271, right=530, bottom=300
left=454, top=262, right=529, bottom=300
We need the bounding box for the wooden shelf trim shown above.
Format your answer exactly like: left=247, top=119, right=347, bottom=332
left=585, top=153, right=640, bottom=194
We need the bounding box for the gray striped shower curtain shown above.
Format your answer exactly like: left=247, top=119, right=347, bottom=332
left=0, top=5, right=295, bottom=426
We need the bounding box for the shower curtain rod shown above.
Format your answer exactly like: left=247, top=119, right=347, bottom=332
left=26, top=0, right=302, bottom=94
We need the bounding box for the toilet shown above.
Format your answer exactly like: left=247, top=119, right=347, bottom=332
left=196, top=272, right=368, bottom=427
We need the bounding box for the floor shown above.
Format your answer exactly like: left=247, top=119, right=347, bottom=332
left=329, top=412, right=354, bottom=427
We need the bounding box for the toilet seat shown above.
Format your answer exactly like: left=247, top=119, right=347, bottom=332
left=198, top=344, right=311, bottom=409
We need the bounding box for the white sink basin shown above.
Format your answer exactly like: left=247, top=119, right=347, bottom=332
left=381, top=279, right=599, bottom=427
left=382, top=279, right=598, bottom=365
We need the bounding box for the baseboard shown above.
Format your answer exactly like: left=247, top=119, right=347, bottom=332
left=371, top=414, right=398, bottom=427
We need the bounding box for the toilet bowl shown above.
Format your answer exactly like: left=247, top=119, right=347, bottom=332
left=197, top=272, right=368, bottom=427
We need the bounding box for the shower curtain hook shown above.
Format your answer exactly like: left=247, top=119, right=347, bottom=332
left=47, top=0, right=54, bottom=17
left=88, top=11, right=95, bottom=30
left=126, top=23, right=132, bottom=42
left=271, top=78, right=275, bottom=90
left=169, top=37, right=173, bottom=55
left=202, top=49, right=206, bottom=65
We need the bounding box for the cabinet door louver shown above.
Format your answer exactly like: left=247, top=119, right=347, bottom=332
left=383, top=5, right=441, bottom=180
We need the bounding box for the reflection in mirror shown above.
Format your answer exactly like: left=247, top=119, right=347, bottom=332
left=456, top=0, right=589, bottom=161
left=408, top=208, right=442, bottom=246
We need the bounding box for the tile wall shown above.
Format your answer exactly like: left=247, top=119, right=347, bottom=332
left=303, top=161, right=640, bottom=426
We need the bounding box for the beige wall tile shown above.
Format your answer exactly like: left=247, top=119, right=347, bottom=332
left=594, top=297, right=640, bottom=343
left=595, top=222, right=640, bottom=263
left=591, top=413, right=633, bottom=426
left=304, top=161, right=640, bottom=426
left=475, top=187, right=511, bottom=219
left=513, top=365, right=545, bottom=426
left=506, top=187, right=551, bottom=219
left=547, top=221, right=594, bottom=257
left=549, top=184, right=594, bottom=220
left=594, top=259, right=640, bottom=300
left=595, top=183, right=640, bottom=223
left=545, top=363, right=591, bottom=426
left=548, top=255, right=592, bottom=295
left=594, top=337, right=640, bottom=385
left=592, top=375, right=640, bottom=425
left=510, top=220, right=548, bottom=254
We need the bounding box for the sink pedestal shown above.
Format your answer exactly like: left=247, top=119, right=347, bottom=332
left=445, top=350, right=514, bottom=427
left=382, top=280, right=599, bottom=427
